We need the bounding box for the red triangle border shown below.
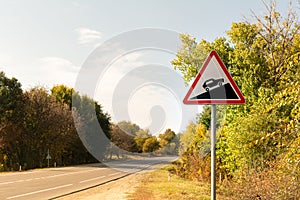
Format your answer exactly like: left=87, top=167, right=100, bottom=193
left=183, top=50, right=246, bottom=105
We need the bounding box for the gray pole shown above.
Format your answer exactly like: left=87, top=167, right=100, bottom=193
left=211, top=104, right=216, bottom=200
left=47, top=149, right=50, bottom=168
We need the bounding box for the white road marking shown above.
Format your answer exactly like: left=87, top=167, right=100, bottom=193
left=0, top=171, right=34, bottom=177
left=79, top=171, right=121, bottom=184
left=0, top=168, right=104, bottom=186
left=79, top=176, right=106, bottom=183
left=107, top=172, right=121, bottom=176
left=0, top=181, right=14, bottom=185
left=122, top=164, right=150, bottom=173
left=6, top=184, right=73, bottom=199
left=50, top=167, right=75, bottom=171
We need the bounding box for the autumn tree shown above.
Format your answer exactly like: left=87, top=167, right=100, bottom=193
left=21, top=87, right=92, bottom=168
left=0, top=72, right=24, bottom=170
left=134, top=129, right=151, bottom=153
left=142, top=136, right=160, bottom=153
left=0, top=76, right=113, bottom=171
left=157, top=128, right=180, bottom=155
left=172, top=1, right=300, bottom=198
left=117, top=121, right=140, bottom=136
left=158, top=128, right=175, bottom=147
left=178, top=122, right=200, bottom=155
left=51, top=84, right=74, bottom=110
left=52, top=85, right=112, bottom=161
left=108, top=124, right=137, bottom=158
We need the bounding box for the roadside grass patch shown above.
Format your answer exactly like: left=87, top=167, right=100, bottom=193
left=128, top=165, right=211, bottom=200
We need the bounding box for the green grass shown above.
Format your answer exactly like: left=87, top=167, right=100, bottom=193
left=128, top=165, right=211, bottom=200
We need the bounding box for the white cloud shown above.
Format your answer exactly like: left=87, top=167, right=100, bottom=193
left=94, top=51, right=145, bottom=104
left=75, top=27, right=102, bottom=45
left=0, top=54, right=12, bottom=64
left=39, top=57, right=78, bottom=73
left=0, top=57, right=80, bottom=90
left=36, top=57, right=80, bottom=88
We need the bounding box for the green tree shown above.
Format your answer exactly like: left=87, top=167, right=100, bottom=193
left=142, top=136, right=160, bottom=153
left=0, top=71, right=23, bottom=121
left=171, top=35, right=232, bottom=85
left=158, top=128, right=176, bottom=147
left=175, top=123, right=209, bottom=180
left=71, top=94, right=111, bottom=161
left=178, top=122, right=196, bottom=155
left=117, top=121, right=140, bottom=136
left=51, top=84, right=74, bottom=109
left=95, top=102, right=111, bottom=139
left=134, top=129, right=151, bottom=153
left=172, top=1, right=299, bottom=179
left=0, top=72, right=24, bottom=170
left=157, top=129, right=179, bottom=155
left=110, top=124, right=137, bottom=153
left=222, top=2, right=299, bottom=173
left=21, top=87, right=90, bottom=168
left=52, top=85, right=112, bottom=159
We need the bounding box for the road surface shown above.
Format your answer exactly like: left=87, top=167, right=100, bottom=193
left=0, top=156, right=176, bottom=200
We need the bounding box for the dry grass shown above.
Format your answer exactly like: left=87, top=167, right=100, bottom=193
left=219, top=164, right=300, bottom=200
left=128, top=165, right=212, bottom=200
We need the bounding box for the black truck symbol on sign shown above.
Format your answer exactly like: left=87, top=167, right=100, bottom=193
left=202, top=78, right=224, bottom=91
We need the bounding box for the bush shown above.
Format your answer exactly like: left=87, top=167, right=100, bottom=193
left=220, top=159, right=300, bottom=199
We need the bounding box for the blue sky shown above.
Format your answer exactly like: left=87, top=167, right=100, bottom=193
left=0, top=0, right=297, bottom=134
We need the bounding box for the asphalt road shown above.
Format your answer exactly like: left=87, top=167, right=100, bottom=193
left=0, top=156, right=176, bottom=200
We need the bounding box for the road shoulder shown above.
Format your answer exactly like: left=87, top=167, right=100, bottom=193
left=55, top=164, right=164, bottom=200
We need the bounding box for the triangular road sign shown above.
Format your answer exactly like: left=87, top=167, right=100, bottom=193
left=183, top=50, right=245, bottom=105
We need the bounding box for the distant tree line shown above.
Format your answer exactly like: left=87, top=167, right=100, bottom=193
left=109, top=121, right=180, bottom=158
left=0, top=76, right=179, bottom=171
left=0, top=77, right=111, bottom=171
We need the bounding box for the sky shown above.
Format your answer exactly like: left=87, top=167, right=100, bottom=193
left=0, top=0, right=298, bottom=134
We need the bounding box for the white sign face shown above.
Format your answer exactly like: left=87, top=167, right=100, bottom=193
left=183, top=50, right=245, bottom=105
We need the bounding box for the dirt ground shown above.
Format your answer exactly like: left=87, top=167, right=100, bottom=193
left=55, top=165, right=164, bottom=200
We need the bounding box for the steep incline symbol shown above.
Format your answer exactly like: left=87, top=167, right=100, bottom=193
left=183, top=50, right=245, bottom=105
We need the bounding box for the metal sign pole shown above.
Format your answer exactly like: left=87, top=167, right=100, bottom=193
left=182, top=50, right=245, bottom=199
left=211, top=104, right=216, bottom=200
left=46, top=149, right=51, bottom=168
